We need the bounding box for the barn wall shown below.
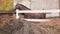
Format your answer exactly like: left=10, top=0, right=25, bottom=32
left=31, top=0, right=59, bottom=10
left=30, top=0, right=59, bottom=18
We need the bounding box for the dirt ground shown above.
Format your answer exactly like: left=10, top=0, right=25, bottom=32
left=0, top=14, right=60, bottom=34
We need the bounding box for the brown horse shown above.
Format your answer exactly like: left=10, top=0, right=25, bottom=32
left=15, top=3, right=46, bottom=19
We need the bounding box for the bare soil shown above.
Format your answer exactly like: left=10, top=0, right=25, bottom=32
left=0, top=14, right=60, bottom=34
